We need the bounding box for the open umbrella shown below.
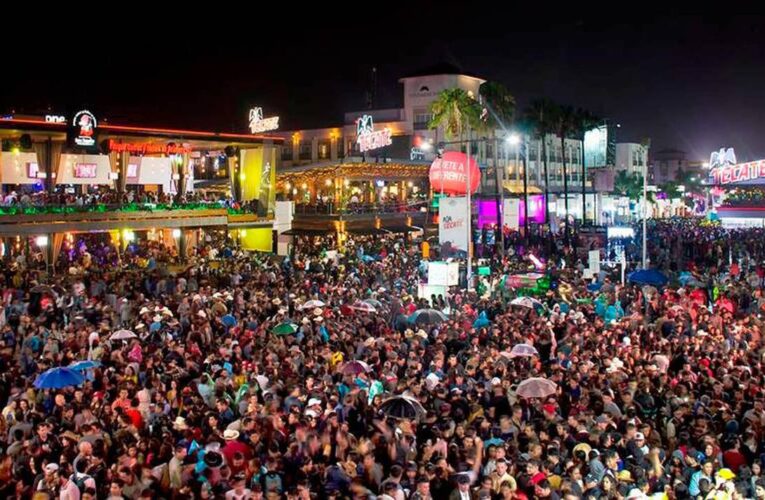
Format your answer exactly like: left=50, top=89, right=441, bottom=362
left=628, top=269, right=668, bottom=287
left=361, top=255, right=377, bottom=263
left=340, top=360, right=371, bottom=375
left=362, top=299, right=383, bottom=309
left=110, top=329, right=137, bottom=341
left=508, top=343, right=539, bottom=358
left=300, top=300, right=325, bottom=310
left=510, top=297, right=544, bottom=311
left=516, top=377, right=557, bottom=399
left=472, top=311, right=491, bottom=329
left=253, top=375, right=269, bottom=391
left=351, top=302, right=377, bottom=314
left=379, top=395, right=427, bottom=421
left=653, top=354, right=670, bottom=372
left=271, top=323, right=299, bottom=336
left=34, top=367, right=86, bottom=389
left=221, top=314, right=237, bottom=328
left=408, top=309, right=447, bottom=325
left=68, top=360, right=102, bottom=371
left=31, top=285, right=56, bottom=295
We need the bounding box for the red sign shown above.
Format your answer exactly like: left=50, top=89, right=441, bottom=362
left=74, top=163, right=97, bottom=178
left=712, top=159, right=765, bottom=185
left=429, top=151, right=480, bottom=194
left=108, top=139, right=192, bottom=155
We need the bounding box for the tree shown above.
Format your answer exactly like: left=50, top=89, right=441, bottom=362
left=572, top=109, right=600, bottom=226
left=479, top=81, right=516, bottom=253
left=522, top=99, right=557, bottom=230
left=554, top=105, right=576, bottom=243
left=428, top=88, right=482, bottom=141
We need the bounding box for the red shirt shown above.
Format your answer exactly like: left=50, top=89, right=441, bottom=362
left=125, top=408, right=144, bottom=429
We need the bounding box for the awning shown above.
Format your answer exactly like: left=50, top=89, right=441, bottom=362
left=280, top=228, right=329, bottom=236
left=347, top=227, right=388, bottom=235
left=503, top=180, right=542, bottom=194
left=382, top=225, right=421, bottom=233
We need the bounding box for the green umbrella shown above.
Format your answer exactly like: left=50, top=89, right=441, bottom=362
left=272, top=323, right=299, bottom=336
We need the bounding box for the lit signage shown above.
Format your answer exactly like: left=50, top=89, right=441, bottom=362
left=709, top=148, right=736, bottom=169
left=108, top=140, right=192, bottom=155
left=72, top=110, right=97, bottom=147
left=584, top=125, right=607, bottom=168
left=27, top=162, right=39, bottom=179
left=248, top=107, right=279, bottom=133
left=711, top=159, right=765, bottom=185
left=74, top=163, right=97, bottom=178
left=45, top=115, right=66, bottom=123
left=356, top=114, right=392, bottom=153
left=127, top=163, right=139, bottom=179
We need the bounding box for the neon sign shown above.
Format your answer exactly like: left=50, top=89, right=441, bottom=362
left=108, top=139, right=192, bottom=155
left=45, top=115, right=66, bottom=123
left=72, top=110, right=97, bottom=147
left=709, top=148, right=736, bottom=169
left=248, top=107, right=279, bottom=133
left=74, top=163, right=97, bottom=178
left=356, top=114, right=392, bottom=153
left=711, top=159, right=765, bottom=185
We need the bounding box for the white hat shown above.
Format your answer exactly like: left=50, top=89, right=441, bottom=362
left=197, top=310, right=207, bottom=318
left=307, top=398, right=322, bottom=407
left=626, top=488, right=646, bottom=500
left=305, top=409, right=319, bottom=418
left=313, top=308, right=323, bottom=316
left=223, top=429, right=240, bottom=440
left=173, top=417, right=189, bottom=430
left=491, top=377, right=501, bottom=386
left=45, top=463, right=59, bottom=474
left=135, top=323, right=146, bottom=330
left=635, top=432, right=645, bottom=440
left=153, top=315, right=162, bottom=323
left=272, top=298, right=282, bottom=306
left=139, top=307, right=150, bottom=315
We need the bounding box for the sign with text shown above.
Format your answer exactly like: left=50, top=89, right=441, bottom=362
left=248, top=107, right=279, bottom=134
left=27, top=162, right=39, bottom=179
left=439, top=196, right=469, bottom=251
left=503, top=198, right=520, bottom=230
left=588, top=249, right=601, bottom=275
left=71, top=110, right=97, bottom=149
left=108, top=139, right=191, bottom=155
left=356, top=114, right=392, bottom=153
left=711, top=158, right=765, bottom=185
left=74, top=163, right=97, bottom=178
left=427, top=261, right=459, bottom=286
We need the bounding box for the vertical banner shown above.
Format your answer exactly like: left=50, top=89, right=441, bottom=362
left=439, top=196, right=468, bottom=251
left=503, top=199, right=520, bottom=230
left=588, top=249, right=601, bottom=275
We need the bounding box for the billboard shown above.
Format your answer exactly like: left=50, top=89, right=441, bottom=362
left=439, top=196, right=469, bottom=251
left=584, top=125, right=608, bottom=168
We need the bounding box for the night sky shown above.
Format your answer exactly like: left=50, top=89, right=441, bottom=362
left=3, top=9, right=764, bottom=161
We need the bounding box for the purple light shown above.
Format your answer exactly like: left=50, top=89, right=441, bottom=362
left=520, top=195, right=546, bottom=225
left=476, top=200, right=499, bottom=227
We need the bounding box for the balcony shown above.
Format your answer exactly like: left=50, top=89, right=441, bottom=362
left=0, top=202, right=272, bottom=236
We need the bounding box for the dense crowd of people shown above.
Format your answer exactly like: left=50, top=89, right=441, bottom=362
left=0, top=219, right=764, bottom=499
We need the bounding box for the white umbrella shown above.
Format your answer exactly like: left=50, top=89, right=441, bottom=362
left=253, top=375, right=269, bottom=390
left=300, top=300, right=326, bottom=310
left=507, top=343, right=539, bottom=358
left=110, top=329, right=137, bottom=341
left=351, top=302, right=377, bottom=314
left=516, top=377, right=558, bottom=399
left=510, top=297, right=543, bottom=309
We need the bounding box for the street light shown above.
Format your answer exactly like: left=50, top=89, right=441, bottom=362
left=506, top=133, right=520, bottom=146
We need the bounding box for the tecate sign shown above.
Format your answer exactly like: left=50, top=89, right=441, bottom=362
left=711, top=159, right=765, bottom=185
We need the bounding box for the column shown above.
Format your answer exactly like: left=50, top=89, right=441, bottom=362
left=311, top=137, right=319, bottom=163
left=179, top=230, right=187, bottom=263
left=330, top=136, right=338, bottom=161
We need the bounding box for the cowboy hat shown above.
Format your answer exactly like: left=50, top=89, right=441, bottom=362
left=223, top=429, right=240, bottom=441
left=173, top=417, right=189, bottom=430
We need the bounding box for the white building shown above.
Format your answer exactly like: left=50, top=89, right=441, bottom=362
left=615, top=143, right=649, bottom=176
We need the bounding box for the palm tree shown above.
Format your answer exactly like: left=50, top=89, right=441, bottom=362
left=573, top=109, right=600, bottom=226
left=428, top=88, right=482, bottom=141
left=554, top=105, right=576, bottom=243
left=522, top=99, right=557, bottom=230
left=479, top=81, right=515, bottom=253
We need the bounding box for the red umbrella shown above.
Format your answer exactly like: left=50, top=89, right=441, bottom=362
left=690, top=289, right=707, bottom=306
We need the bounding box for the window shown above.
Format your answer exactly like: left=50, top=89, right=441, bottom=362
left=318, top=141, right=330, bottom=160
left=413, top=112, right=433, bottom=130
left=299, top=143, right=312, bottom=160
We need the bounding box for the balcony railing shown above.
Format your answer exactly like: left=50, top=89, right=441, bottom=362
left=0, top=201, right=264, bottom=217
left=294, top=200, right=428, bottom=216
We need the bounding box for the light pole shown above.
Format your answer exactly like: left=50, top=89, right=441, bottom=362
left=466, top=123, right=473, bottom=291
left=640, top=140, right=650, bottom=269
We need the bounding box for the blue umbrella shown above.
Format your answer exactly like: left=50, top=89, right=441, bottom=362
left=678, top=272, right=693, bottom=286
left=68, top=360, right=101, bottom=372
left=586, top=282, right=602, bottom=293
left=473, top=311, right=490, bottom=329
left=361, top=255, right=377, bottom=263
left=34, top=367, right=86, bottom=389
left=221, top=314, right=237, bottom=328
left=628, top=269, right=668, bottom=287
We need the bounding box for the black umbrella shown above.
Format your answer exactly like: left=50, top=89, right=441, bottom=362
left=379, top=395, right=427, bottom=421
left=408, top=309, right=447, bottom=326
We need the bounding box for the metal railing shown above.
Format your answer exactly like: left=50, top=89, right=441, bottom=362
left=294, top=200, right=429, bottom=216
